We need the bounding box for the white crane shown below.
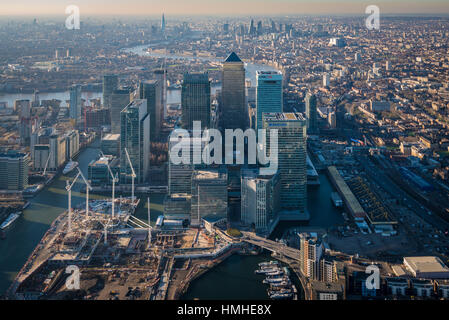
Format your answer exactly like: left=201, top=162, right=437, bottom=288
left=43, top=151, right=52, bottom=176
left=99, top=151, right=119, bottom=220
left=147, top=197, right=152, bottom=248
left=105, top=162, right=118, bottom=220
left=124, top=148, right=136, bottom=204
left=76, top=167, right=92, bottom=219
left=66, top=171, right=81, bottom=233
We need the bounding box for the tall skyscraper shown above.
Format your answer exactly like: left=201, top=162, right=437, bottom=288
left=120, top=99, right=150, bottom=184
left=16, top=100, right=31, bottom=146
left=168, top=135, right=206, bottom=195
left=154, top=69, right=167, bottom=121
left=103, top=74, right=118, bottom=109
left=241, top=169, right=281, bottom=232
left=69, top=85, right=82, bottom=123
left=191, top=169, right=228, bottom=226
left=222, top=52, right=246, bottom=130
left=299, top=233, right=324, bottom=280
left=139, top=80, right=161, bottom=139
left=305, top=92, right=318, bottom=134
left=181, top=72, right=210, bottom=130
left=262, top=112, right=307, bottom=214
left=256, top=70, right=283, bottom=131
left=110, top=88, right=132, bottom=134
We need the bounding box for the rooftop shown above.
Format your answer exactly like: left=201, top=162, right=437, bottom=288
left=404, top=256, right=449, bottom=275
left=224, top=52, right=242, bottom=63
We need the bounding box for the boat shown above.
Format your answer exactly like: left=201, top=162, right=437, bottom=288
left=63, top=160, right=79, bottom=175
left=23, top=201, right=30, bottom=210
left=258, top=261, right=279, bottom=268
left=269, top=292, right=294, bottom=300
left=263, top=276, right=289, bottom=284
left=1, top=212, right=21, bottom=230
left=255, top=267, right=280, bottom=275
left=269, top=280, right=291, bottom=288
left=268, top=289, right=293, bottom=295
left=331, top=192, right=343, bottom=207
left=265, top=270, right=284, bottom=277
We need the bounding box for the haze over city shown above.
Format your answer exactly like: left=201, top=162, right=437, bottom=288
left=2, top=0, right=449, bottom=16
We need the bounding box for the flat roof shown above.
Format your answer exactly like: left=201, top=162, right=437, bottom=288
left=404, top=256, right=449, bottom=274
left=102, top=133, right=120, bottom=141
left=263, top=112, right=306, bottom=122
left=328, top=166, right=366, bottom=218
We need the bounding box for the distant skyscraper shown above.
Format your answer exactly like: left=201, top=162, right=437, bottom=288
left=262, top=112, right=307, bottom=214
left=103, top=74, right=118, bottom=109
left=257, top=21, right=263, bottom=35
left=69, top=85, right=82, bottom=123
left=161, top=13, right=166, bottom=34
left=305, top=93, right=318, bottom=134
left=181, top=72, right=211, bottom=130
left=256, top=70, right=283, bottom=131
left=222, top=52, right=246, bottom=130
left=223, top=23, right=229, bottom=34
left=323, top=73, right=330, bottom=87
left=120, top=99, right=150, bottom=184
left=249, top=19, right=256, bottom=35
left=110, top=88, right=132, bottom=134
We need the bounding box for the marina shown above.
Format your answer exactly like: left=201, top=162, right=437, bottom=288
left=256, top=262, right=297, bottom=300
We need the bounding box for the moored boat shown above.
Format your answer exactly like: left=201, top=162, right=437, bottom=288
left=1, top=212, right=22, bottom=230
left=63, top=160, right=79, bottom=175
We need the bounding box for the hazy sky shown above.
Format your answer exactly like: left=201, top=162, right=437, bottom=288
left=1, top=0, right=449, bottom=16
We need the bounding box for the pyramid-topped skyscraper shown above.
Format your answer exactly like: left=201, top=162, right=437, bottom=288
left=221, top=52, right=246, bottom=130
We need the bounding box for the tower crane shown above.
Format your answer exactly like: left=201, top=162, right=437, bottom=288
left=124, top=148, right=136, bottom=204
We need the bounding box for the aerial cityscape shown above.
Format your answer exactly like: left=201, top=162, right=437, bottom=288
left=1, top=0, right=449, bottom=306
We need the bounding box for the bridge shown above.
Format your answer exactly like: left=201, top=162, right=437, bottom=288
left=241, top=232, right=300, bottom=260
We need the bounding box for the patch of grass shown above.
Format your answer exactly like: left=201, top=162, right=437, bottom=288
left=226, top=228, right=242, bottom=238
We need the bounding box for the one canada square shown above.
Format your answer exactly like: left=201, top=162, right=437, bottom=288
left=221, top=52, right=246, bottom=130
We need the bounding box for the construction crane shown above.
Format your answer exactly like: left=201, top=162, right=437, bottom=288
left=105, top=162, right=118, bottom=220
left=66, top=171, right=81, bottom=233
left=43, top=151, right=52, bottom=176
left=147, top=197, right=152, bottom=248
left=124, top=148, right=136, bottom=204
left=99, top=151, right=119, bottom=219
left=76, top=167, right=92, bottom=219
